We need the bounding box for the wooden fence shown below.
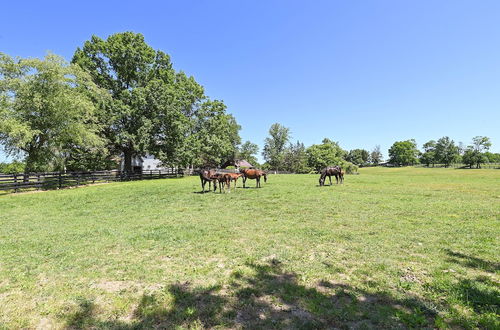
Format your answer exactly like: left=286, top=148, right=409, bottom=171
left=0, top=168, right=183, bottom=193
left=414, top=163, right=500, bottom=169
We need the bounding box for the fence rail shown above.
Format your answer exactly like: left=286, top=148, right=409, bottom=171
left=414, top=163, right=500, bottom=169
left=0, top=168, right=183, bottom=193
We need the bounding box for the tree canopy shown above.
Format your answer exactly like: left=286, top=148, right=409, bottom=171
left=388, top=140, right=419, bottom=166
left=0, top=53, right=106, bottom=172
left=306, top=138, right=346, bottom=172
left=262, top=123, right=291, bottom=170
left=238, top=141, right=260, bottom=167
left=346, top=149, right=369, bottom=166
left=462, top=136, right=492, bottom=168
left=370, top=145, right=383, bottom=165
left=420, top=140, right=437, bottom=167
left=434, top=136, right=460, bottom=167
left=72, top=32, right=217, bottom=171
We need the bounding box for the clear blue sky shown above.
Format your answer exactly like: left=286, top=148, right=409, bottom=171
left=1, top=0, right=499, bottom=162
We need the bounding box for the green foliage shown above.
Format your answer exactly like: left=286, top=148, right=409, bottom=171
left=72, top=32, right=207, bottom=171
left=435, top=136, right=460, bottom=167
left=484, top=152, right=500, bottom=163
left=283, top=141, right=311, bottom=173
left=369, top=145, right=383, bottom=165
left=341, top=161, right=359, bottom=174
left=262, top=123, right=290, bottom=170
left=346, top=149, right=369, bottom=166
left=388, top=139, right=419, bottom=166
left=0, top=52, right=106, bottom=172
left=238, top=141, right=259, bottom=167
left=420, top=140, right=437, bottom=167
left=189, top=100, right=241, bottom=167
left=461, top=136, right=492, bottom=169
left=64, top=146, right=118, bottom=171
left=470, top=136, right=492, bottom=169
left=0, top=160, right=25, bottom=174
left=306, top=138, right=346, bottom=172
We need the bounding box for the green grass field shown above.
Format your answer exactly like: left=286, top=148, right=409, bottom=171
left=0, top=167, right=498, bottom=329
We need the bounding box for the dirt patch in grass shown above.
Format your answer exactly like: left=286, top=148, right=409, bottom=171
left=91, top=280, right=164, bottom=293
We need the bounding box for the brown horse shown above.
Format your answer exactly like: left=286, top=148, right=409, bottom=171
left=225, top=172, right=243, bottom=191
left=319, top=166, right=343, bottom=186
left=199, top=169, right=217, bottom=192
left=240, top=168, right=267, bottom=188
left=211, top=172, right=232, bottom=193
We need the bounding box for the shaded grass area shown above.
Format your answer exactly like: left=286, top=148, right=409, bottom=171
left=0, top=167, right=499, bottom=328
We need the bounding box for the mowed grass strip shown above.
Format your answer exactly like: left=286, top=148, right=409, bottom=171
left=0, top=167, right=498, bottom=328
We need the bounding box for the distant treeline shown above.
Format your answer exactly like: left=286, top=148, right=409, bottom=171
left=387, top=136, right=497, bottom=168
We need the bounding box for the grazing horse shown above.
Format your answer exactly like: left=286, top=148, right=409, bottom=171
left=212, top=172, right=232, bottom=193
left=225, top=172, right=243, bottom=191
left=240, top=168, right=266, bottom=188
left=260, top=170, right=268, bottom=183
left=199, top=169, right=217, bottom=192
left=319, top=166, right=343, bottom=186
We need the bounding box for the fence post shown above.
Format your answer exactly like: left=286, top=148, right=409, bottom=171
left=14, top=174, right=18, bottom=193
left=37, top=174, right=41, bottom=190
left=58, top=172, right=62, bottom=189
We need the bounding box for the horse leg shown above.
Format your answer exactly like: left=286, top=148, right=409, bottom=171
left=257, top=176, right=260, bottom=188
left=201, top=179, right=205, bottom=192
left=243, top=176, right=246, bottom=188
left=328, top=175, right=332, bottom=186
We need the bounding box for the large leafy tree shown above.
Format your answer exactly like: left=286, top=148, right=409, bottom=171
left=346, top=149, right=369, bottom=166
left=306, top=138, right=346, bottom=172
left=0, top=160, right=25, bottom=174
left=420, top=140, right=437, bottom=167
left=484, top=152, right=500, bottom=163
left=189, top=100, right=241, bottom=167
left=0, top=53, right=105, bottom=172
left=464, top=136, right=492, bottom=168
left=238, top=141, right=259, bottom=167
left=283, top=141, right=310, bottom=173
left=435, top=136, right=460, bottom=167
left=262, top=123, right=290, bottom=170
left=370, top=145, right=383, bottom=165
left=388, top=139, right=419, bottom=166
left=72, top=32, right=205, bottom=172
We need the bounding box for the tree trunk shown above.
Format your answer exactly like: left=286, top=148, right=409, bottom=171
left=124, top=149, right=133, bottom=175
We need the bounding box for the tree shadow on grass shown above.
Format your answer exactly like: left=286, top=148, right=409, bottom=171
left=429, top=249, right=500, bottom=328
left=445, top=249, right=500, bottom=273
left=63, top=260, right=439, bottom=329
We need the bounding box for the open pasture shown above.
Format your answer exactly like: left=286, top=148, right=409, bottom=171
left=0, top=167, right=498, bottom=328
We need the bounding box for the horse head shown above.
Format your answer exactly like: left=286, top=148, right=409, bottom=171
left=261, top=171, right=267, bottom=182
left=319, top=169, right=327, bottom=185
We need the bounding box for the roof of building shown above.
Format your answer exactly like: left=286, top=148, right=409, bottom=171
left=221, top=159, right=254, bottom=168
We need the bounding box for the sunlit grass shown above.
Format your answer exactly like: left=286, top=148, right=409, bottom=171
left=0, top=167, right=498, bottom=328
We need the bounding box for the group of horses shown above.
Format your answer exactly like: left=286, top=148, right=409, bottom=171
left=199, top=165, right=344, bottom=193
left=199, top=168, right=268, bottom=193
